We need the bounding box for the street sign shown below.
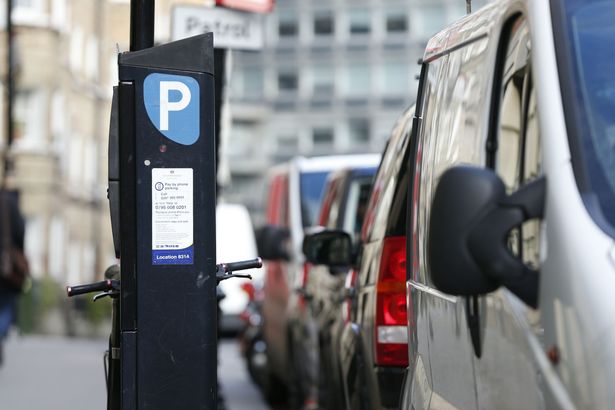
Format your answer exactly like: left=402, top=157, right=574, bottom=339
left=216, top=0, right=274, bottom=13
left=172, top=5, right=264, bottom=50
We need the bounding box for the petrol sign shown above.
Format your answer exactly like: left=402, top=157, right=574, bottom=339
left=172, top=5, right=264, bottom=50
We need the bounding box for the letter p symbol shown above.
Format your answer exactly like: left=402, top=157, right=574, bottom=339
left=160, top=81, right=191, bottom=131
left=145, top=73, right=200, bottom=145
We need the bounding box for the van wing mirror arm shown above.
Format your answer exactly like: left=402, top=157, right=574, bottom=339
left=468, top=176, right=546, bottom=308
left=500, top=176, right=546, bottom=220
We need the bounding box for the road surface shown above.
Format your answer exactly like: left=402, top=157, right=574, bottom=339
left=0, top=334, right=269, bottom=410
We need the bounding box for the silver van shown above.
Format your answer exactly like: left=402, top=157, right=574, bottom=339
left=403, top=0, right=615, bottom=409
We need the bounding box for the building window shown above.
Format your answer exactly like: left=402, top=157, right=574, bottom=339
left=15, top=89, right=46, bottom=147
left=349, top=118, right=370, bottom=145
left=386, top=11, right=407, bottom=33
left=312, top=65, right=334, bottom=96
left=278, top=10, right=298, bottom=37
left=51, top=0, right=68, bottom=30
left=69, top=26, right=84, bottom=73
left=14, top=0, right=46, bottom=26
left=344, top=64, right=371, bottom=96
left=314, top=10, right=334, bottom=36
left=348, top=8, right=371, bottom=35
left=48, top=216, right=65, bottom=280
left=50, top=90, right=66, bottom=139
left=85, top=37, right=100, bottom=81
left=277, top=134, right=298, bottom=153
left=313, top=127, right=334, bottom=147
left=278, top=70, right=298, bottom=92
left=244, top=68, right=264, bottom=99
left=25, top=216, right=43, bottom=277
left=382, top=61, right=407, bottom=95
left=419, top=5, right=448, bottom=36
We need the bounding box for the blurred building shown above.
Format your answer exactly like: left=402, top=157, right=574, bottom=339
left=0, top=0, right=485, bottom=285
left=0, top=0, right=229, bottom=288
left=0, top=0, right=133, bottom=287
left=223, top=0, right=482, bottom=221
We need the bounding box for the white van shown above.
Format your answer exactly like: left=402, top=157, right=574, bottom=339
left=402, top=1, right=615, bottom=409
left=216, top=203, right=261, bottom=333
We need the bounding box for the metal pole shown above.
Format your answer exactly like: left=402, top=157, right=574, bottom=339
left=466, top=0, right=472, bottom=14
left=130, top=0, right=155, bottom=51
left=4, top=0, right=14, bottom=182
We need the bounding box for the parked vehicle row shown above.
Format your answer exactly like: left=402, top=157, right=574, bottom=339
left=249, top=0, right=615, bottom=409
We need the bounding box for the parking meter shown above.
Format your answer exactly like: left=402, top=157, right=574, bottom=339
left=108, top=33, right=217, bottom=409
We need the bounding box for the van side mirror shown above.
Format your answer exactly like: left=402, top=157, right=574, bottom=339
left=427, top=166, right=545, bottom=308
left=303, top=229, right=352, bottom=267
left=256, top=225, right=291, bottom=261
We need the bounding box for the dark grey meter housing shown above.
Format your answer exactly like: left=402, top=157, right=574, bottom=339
left=111, top=33, right=217, bottom=409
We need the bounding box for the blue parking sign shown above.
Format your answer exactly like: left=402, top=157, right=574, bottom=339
left=144, top=73, right=200, bottom=145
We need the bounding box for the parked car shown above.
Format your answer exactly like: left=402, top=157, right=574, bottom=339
left=393, top=1, right=615, bottom=409
left=257, top=155, right=382, bottom=405
left=296, top=158, right=380, bottom=409
left=216, top=202, right=261, bottom=334
left=304, top=107, right=415, bottom=410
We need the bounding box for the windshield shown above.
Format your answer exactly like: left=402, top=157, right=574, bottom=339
left=300, top=171, right=329, bottom=228
left=557, top=0, right=615, bottom=232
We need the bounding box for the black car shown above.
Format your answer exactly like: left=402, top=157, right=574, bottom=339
left=305, top=106, right=414, bottom=409
left=298, top=161, right=379, bottom=409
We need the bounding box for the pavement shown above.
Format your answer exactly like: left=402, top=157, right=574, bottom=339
left=0, top=334, right=269, bottom=410
left=0, top=334, right=108, bottom=410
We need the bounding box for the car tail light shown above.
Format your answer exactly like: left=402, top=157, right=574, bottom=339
left=240, top=282, right=255, bottom=301
left=300, top=262, right=310, bottom=288
left=375, top=236, right=408, bottom=367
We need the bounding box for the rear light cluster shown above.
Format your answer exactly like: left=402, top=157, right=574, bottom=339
left=375, top=236, right=409, bottom=367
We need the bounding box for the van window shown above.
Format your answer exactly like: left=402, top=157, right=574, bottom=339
left=555, top=0, right=615, bottom=235
left=300, top=171, right=329, bottom=228
left=412, top=36, right=491, bottom=285
left=492, top=17, right=542, bottom=269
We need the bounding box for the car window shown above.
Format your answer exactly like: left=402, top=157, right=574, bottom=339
left=363, top=117, right=412, bottom=243
left=342, top=176, right=373, bottom=242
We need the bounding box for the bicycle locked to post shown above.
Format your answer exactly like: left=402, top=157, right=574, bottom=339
left=66, top=257, right=262, bottom=410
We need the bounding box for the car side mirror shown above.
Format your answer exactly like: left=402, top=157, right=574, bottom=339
left=255, top=225, right=291, bottom=261
left=427, top=166, right=545, bottom=308
left=303, top=229, right=352, bottom=267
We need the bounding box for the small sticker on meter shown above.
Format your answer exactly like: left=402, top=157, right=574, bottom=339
left=152, top=168, right=194, bottom=265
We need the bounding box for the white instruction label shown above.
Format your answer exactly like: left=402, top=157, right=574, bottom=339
left=151, top=168, right=194, bottom=265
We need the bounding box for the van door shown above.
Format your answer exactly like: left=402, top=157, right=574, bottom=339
left=408, top=37, right=495, bottom=408
left=472, top=16, right=544, bottom=410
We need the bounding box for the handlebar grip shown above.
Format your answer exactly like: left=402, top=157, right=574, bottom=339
left=67, top=280, right=113, bottom=297
left=222, top=258, right=263, bottom=273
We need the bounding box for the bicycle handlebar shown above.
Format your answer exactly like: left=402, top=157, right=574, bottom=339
left=67, top=259, right=262, bottom=296
left=67, top=279, right=118, bottom=297
left=219, top=257, right=262, bottom=273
